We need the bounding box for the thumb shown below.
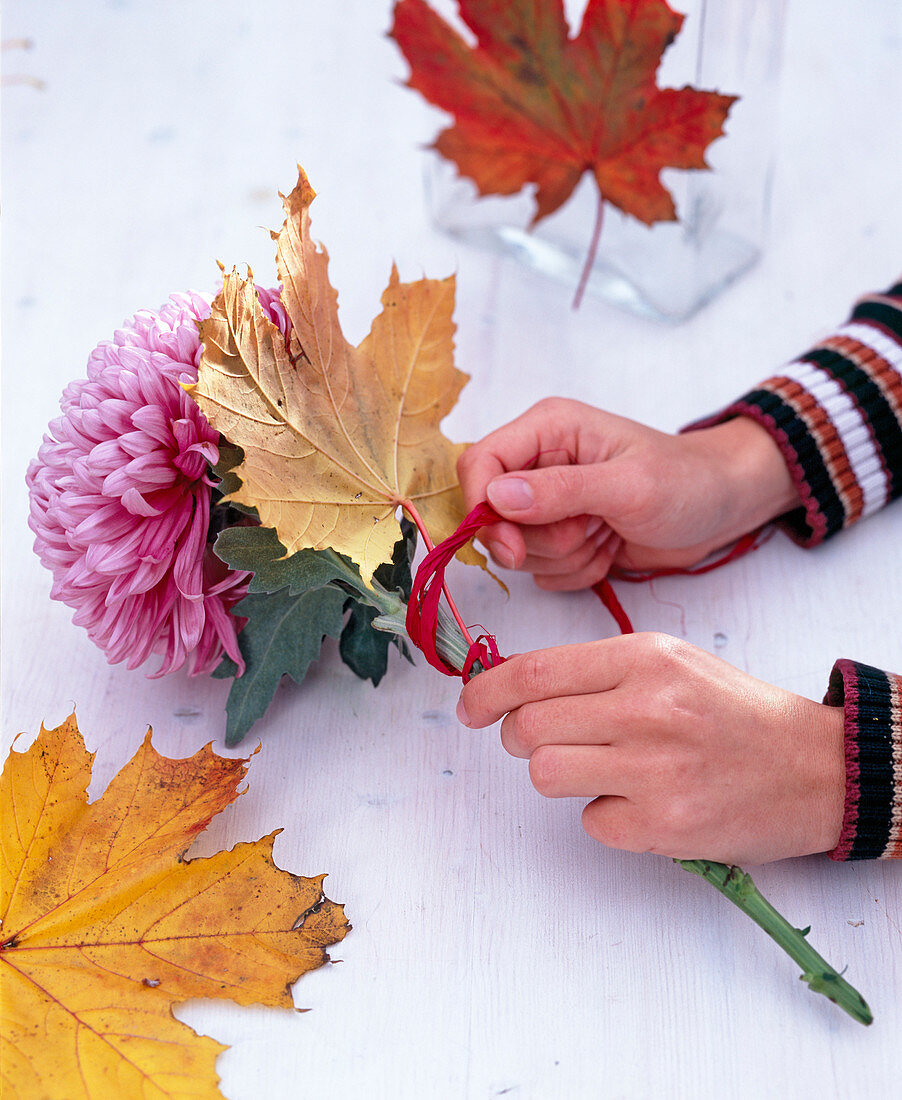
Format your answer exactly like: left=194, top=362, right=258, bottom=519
left=486, top=464, right=620, bottom=524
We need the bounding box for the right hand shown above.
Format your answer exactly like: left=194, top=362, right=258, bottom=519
left=456, top=631, right=845, bottom=864
left=457, top=398, right=801, bottom=590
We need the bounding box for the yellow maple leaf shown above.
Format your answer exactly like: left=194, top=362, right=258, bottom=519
left=189, top=165, right=481, bottom=586
left=0, top=715, right=349, bottom=1100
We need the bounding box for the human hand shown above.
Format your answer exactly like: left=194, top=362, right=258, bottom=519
left=457, top=633, right=845, bottom=864
left=457, top=398, right=801, bottom=588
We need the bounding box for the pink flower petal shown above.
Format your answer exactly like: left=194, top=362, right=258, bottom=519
left=26, top=287, right=284, bottom=676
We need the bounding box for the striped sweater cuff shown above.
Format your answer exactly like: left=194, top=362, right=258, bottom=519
left=826, top=660, right=902, bottom=860
left=698, top=281, right=902, bottom=546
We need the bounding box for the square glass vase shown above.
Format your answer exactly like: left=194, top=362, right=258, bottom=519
left=425, top=0, right=786, bottom=322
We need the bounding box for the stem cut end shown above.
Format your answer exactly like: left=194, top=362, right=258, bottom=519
left=678, top=859, right=872, bottom=1026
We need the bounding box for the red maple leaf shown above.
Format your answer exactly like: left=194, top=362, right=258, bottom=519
left=391, top=0, right=737, bottom=305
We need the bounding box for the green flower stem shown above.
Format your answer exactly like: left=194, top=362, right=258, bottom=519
left=370, top=602, right=472, bottom=672
left=679, top=859, right=872, bottom=1024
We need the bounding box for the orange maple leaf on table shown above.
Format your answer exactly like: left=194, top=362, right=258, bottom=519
left=391, top=0, right=737, bottom=304
left=0, top=715, right=349, bottom=1100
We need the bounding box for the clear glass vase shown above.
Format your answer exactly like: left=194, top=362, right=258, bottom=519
left=425, top=0, right=787, bottom=322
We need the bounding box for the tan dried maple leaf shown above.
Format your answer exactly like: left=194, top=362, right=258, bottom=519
left=0, top=714, right=349, bottom=1099
left=190, top=166, right=481, bottom=586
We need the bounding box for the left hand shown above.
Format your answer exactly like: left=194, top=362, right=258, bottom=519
left=456, top=399, right=801, bottom=586
left=457, top=633, right=846, bottom=865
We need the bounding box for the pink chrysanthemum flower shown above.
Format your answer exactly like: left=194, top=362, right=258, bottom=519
left=26, top=288, right=286, bottom=677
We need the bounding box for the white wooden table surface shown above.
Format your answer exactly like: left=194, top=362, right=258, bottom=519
left=3, top=2, right=901, bottom=1097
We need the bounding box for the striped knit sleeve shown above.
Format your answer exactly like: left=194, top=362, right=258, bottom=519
left=702, top=279, right=902, bottom=545
left=826, top=660, right=902, bottom=860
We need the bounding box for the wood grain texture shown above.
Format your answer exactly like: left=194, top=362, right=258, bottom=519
left=3, top=1, right=900, bottom=1097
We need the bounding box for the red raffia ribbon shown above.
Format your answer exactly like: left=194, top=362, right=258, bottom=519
left=592, top=525, right=774, bottom=634
left=406, top=502, right=507, bottom=682
left=407, top=503, right=773, bottom=676
left=595, top=578, right=635, bottom=634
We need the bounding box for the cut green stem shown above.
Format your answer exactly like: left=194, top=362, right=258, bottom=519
left=679, top=859, right=872, bottom=1025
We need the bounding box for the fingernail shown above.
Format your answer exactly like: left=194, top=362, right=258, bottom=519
left=487, top=539, right=516, bottom=569
left=487, top=476, right=534, bottom=512
left=585, top=516, right=604, bottom=539
left=456, top=693, right=471, bottom=727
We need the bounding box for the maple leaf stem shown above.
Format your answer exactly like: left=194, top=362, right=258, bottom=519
left=400, top=500, right=477, bottom=648
left=573, top=189, right=605, bottom=311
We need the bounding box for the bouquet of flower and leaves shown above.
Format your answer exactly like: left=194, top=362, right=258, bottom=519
left=27, top=167, right=871, bottom=1025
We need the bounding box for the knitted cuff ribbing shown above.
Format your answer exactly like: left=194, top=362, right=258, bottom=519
left=826, top=659, right=902, bottom=861
left=694, top=282, right=902, bottom=546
